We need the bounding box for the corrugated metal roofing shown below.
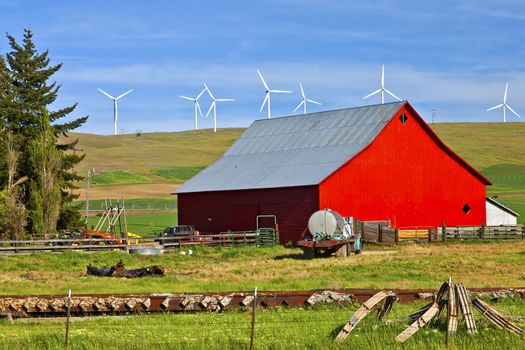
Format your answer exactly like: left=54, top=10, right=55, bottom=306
left=176, top=102, right=404, bottom=193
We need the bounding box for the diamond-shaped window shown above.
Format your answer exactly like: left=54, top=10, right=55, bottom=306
left=399, top=113, right=408, bottom=124
left=462, top=203, right=471, bottom=215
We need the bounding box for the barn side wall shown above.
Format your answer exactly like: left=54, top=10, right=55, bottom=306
left=177, top=186, right=319, bottom=244
left=319, top=106, right=487, bottom=228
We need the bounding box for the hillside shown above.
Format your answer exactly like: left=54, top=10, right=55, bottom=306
left=62, top=128, right=244, bottom=188
left=65, top=123, right=525, bottom=222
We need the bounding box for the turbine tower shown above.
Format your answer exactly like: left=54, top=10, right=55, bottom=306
left=363, top=65, right=401, bottom=104
left=98, top=88, right=133, bottom=135
left=257, top=69, right=292, bottom=118
left=486, top=83, right=521, bottom=122
left=179, top=88, right=207, bottom=130
left=294, top=82, right=322, bottom=114
left=204, top=83, right=235, bottom=133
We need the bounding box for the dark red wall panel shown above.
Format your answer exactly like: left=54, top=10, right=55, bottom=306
left=319, top=106, right=487, bottom=228
left=178, top=186, right=319, bottom=244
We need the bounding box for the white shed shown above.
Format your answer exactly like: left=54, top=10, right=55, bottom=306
left=486, top=198, right=518, bottom=226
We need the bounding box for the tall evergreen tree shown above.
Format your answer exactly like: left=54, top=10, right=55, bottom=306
left=3, top=29, right=88, bottom=235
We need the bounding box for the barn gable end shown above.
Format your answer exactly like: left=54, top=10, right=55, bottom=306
left=319, top=103, right=488, bottom=227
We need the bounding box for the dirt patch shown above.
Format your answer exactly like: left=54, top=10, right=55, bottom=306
left=360, top=250, right=397, bottom=256
left=75, top=183, right=179, bottom=200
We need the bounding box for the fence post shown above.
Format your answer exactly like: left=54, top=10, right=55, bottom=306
left=65, top=289, right=72, bottom=348
left=441, top=219, right=446, bottom=241
left=479, top=224, right=485, bottom=239
left=249, top=287, right=257, bottom=350
left=394, top=228, right=399, bottom=244
left=428, top=229, right=432, bottom=243
left=378, top=225, right=383, bottom=244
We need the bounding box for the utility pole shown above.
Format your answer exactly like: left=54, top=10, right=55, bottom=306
left=85, top=168, right=96, bottom=228
left=431, top=109, right=437, bottom=125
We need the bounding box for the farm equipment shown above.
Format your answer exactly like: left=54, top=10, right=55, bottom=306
left=297, top=209, right=361, bottom=258
left=82, top=199, right=130, bottom=244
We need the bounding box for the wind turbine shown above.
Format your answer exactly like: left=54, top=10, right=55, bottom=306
left=97, top=88, right=133, bottom=135
left=363, top=65, right=401, bottom=104
left=294, top=82, right=322, bottom=114
left=486, top=83, right=521, bottom=122
left=179, top=88, right=207, bottom=130
left=257, top=69, right=292, bottom=118
left=204, top=83, right=235, bottom=133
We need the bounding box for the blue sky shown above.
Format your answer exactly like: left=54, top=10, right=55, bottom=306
left=1, top=0, right=525, bottom=134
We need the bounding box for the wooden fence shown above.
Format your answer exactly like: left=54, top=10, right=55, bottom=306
left=0, top=229, right=279, bottom=254
left=355, top=221, right=398, bottom=245
left=429, top=225, right=525, bottom=241
left=355, top=221, right=524, bottom=245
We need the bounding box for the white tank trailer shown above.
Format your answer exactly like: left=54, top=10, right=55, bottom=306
left=307, top=209, right=352, bottom=241
left=298, top=209, right=360, bottom=259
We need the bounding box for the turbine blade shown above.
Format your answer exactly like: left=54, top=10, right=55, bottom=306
left=381, top=65, right=385, bottom=88
left=196, top=101, right=203, bottom=117
left=257, top=69, right=269, bottom=90
left=299, top=82, right=305, bottom=99
left=259, top=94, right=269, bottom=112
left=363, top=89, right=382, bottom=99
left=203, top=83, right=214, bottom=100
left=384, top=88, right=402, bottom=101
left=504, top=82, right=508, bottom=103
left=179, top=95, right=195, bottom=101
left=196, top=88, right=207, bottom=99
left=270, top=90, right=292, bottom=93
left=216, top=98, right=235, bottom=102
left=506, top=104, right=521, bottom=118
left=206, top=102, right=215, bottom=119
left=293, top=101, right=305, bottom=112
left=116, top=89, right=133, bottom=100
left=486, top=104, right=503, bottom=111
left=306, top=99, right=322, bottom=105
left=98, top=88, right=115, bottom=99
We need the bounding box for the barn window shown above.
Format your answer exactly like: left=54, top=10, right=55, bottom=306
left=462, top=203, right=471, bottom=215
left=399, top=113, right=408, bottom=124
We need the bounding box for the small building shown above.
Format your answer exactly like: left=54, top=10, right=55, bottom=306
left=176, top=101, right=492, bottom=244
left=486, top=197, right=518, bottom=225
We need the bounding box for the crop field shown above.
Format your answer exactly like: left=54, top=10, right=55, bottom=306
left=0, top=300, right=524, bottom=350
left=0, top=241, right=524, bottom=295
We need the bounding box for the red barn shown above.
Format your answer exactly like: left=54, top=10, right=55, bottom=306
left=176, top=101, right=491, bottom=244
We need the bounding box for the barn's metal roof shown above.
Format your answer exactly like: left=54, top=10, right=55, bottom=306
left=176, top=102, right=404, bottom=193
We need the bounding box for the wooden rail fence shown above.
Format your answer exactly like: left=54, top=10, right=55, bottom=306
left=0, top=229, right=279, bottom=254
left=355, top=220, right=524, bottom=245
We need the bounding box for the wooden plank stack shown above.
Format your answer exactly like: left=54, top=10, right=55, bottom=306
left=335, top=278, right=523, bottom=345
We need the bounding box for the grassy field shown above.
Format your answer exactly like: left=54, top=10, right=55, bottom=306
left=90, top=170, right=150, bottom=186
left=63, top=128, right=244, bottom=185
left=78, top=197, right=177, bottom=211
left=86, top=212, right=177, bottom=236
left=1, top=300, right=524, bottom=349
left=0, top=241, right=524, bottom=295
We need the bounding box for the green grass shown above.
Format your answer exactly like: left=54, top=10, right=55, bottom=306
left=86, top=212, right=177, bottom=236
left=431, top=122, right=525, bottom=170
left=77, top=197, right=177, bottom=211
left=481, top=164, right=525, bottom=195
left=90, top=170, right=150, bottom=186
left=0, top=241, right=524, bottom=295
left=152, top=166, right=206, bottom=182
left=63, top=128, right=245, bottom=185
left=0, top=301, right=524, bottom=349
